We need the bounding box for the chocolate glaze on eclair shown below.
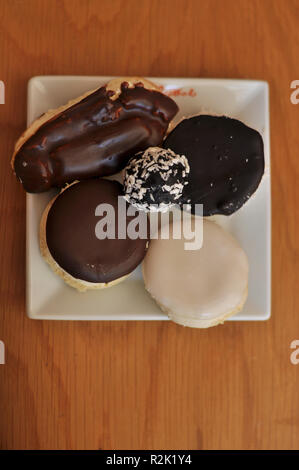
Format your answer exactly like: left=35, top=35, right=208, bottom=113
left=44, top=179, right=148, bottom=284
left=163, top=115, right=265, bottom=216
left=14, top=82, right=178, bottom=193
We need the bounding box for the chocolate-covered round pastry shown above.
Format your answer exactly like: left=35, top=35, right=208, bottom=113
left=123, top=147, right=190, bottom=212
left=40, top=179, right=148, bottom=291
left=163, top=115, right=265, bottom=216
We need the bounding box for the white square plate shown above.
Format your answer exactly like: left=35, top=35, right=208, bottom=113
left=26, top=76, right=271, bottom=321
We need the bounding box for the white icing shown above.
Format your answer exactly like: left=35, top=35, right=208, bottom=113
left=143, top=218, right=248, bottom=327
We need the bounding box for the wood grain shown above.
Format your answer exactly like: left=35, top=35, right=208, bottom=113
left=0, top=0, right=298, bottom=450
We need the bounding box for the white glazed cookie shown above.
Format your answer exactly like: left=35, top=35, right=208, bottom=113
left=143, top=218, right=249, bottom=328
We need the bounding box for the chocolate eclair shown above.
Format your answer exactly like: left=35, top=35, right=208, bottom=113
left=163, top=115, right=265, bottom=216
left=12, top=77, right=178, bottom=193
left=40, top=178, right=149, bottom=291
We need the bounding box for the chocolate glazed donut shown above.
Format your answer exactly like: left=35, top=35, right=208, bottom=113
left=13, top=82, right=178, bottom=193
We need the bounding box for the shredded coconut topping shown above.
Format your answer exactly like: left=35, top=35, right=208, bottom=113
left=123, top=147, right=190, bottom=212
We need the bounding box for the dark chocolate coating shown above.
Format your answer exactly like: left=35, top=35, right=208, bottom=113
left=46, top=179, right=148, bottom=283
left=163, top=115, right=264, bottom=215
left=14, top=83, right=178, bottom=193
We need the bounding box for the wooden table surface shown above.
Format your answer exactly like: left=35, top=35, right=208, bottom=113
left=0, top=0, right=298, bottom=450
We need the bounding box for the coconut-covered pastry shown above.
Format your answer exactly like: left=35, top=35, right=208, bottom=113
left=163, top=115, right=264, bottom=216
left=123, top=147, right=190, bottom=212
left=143, top=218, right=249, bottom=328
left=12, top=77, right=179, bottom=193
left=40, top=179, right=149, bottom=291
